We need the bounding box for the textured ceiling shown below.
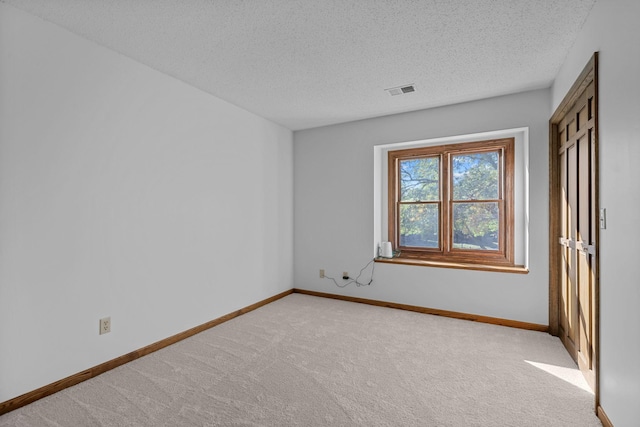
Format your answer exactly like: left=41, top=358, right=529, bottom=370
left=3, top=0, right=596, bottom=130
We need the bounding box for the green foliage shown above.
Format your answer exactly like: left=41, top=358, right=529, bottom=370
left=452, top=203, right=499, bottom=250
left=399, top=157, right=439, bottom=202
left=452, top=152, right=499, bottom=200
left=400, top=204, right=438, bottom=248
left=399, top=157, right=440, bottom=247
left=398, top=150, right=501, bottom=250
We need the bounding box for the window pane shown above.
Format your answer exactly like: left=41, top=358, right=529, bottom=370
left=452, top=202, right=499, bottom=250
left=399, top=157, right=439, bottom=202
left=452, top=152, right=499, bottom=200
left=399, top=204, right=439, bottom=248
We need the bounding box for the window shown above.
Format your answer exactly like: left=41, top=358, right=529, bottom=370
left=388, top=138, right=515, bottom=267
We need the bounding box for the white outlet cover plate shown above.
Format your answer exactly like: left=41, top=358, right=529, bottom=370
left=99, top=317, right=111, bottom=335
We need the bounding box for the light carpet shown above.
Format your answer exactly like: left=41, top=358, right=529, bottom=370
left=0, top=293, right=602, bottom=426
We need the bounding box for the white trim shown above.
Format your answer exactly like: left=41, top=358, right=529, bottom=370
left=373, top=127, right=530, bottom=268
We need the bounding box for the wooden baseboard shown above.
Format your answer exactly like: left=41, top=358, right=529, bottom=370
left=597, top=405, right=614, bottom=427
left=0, top=287, right=551, bottom=416
left=0, top=289, right=293, bottom=416
left=293, top=288, right=549, bottom=332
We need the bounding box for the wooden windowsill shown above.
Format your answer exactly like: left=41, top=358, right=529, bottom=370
left=374, top=257, right=529, bottom=274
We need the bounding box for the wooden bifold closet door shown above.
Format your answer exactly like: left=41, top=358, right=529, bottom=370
left=555, top=76, right=597, bottom=392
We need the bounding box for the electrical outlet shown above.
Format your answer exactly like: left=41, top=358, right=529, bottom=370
left=319, top=269, right=325, bottom=278
left=99, top=317, right=111, bottom=335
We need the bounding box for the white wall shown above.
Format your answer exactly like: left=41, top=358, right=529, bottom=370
left=294, top=89, right=550, bottom=325
left=0, top=4, right=293, bottom=402
left=552, top=0, right=640, bottom=425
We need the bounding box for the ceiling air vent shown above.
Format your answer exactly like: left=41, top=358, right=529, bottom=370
left=386, top=84, right=416, bottom=96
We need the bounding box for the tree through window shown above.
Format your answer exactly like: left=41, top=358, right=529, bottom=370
left=389, top=138, right=514, bottom=266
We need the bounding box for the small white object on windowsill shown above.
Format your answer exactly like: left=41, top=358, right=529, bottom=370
left=380, top=242, right=393, bottom=258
